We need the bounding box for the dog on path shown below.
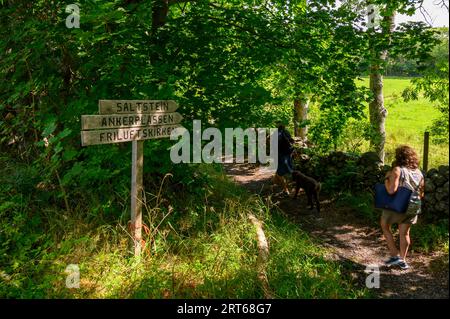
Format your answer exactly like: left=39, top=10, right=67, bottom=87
left=292, top=171, right=321, bottom=213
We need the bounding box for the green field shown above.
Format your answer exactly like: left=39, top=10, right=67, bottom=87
left=357, top=77, right=449, bottom=169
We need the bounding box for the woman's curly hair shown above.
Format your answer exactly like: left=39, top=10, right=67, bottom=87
left=393, top=145, right=420, bottom=169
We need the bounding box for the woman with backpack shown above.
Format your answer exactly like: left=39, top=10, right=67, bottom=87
left=381, top=145, right=425, bottom=270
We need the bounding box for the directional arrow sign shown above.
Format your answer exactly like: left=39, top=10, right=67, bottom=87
left=81, top=112, right=183, bottom=130
left=81, top=124, right=181, bottom=146
left=99, top=100, right=178, bottom=114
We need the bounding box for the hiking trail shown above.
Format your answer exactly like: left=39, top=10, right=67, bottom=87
left=224, top=162, right=449, bottom=299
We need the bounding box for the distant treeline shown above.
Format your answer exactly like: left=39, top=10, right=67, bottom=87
left=360, top=27, right=449, bottom=77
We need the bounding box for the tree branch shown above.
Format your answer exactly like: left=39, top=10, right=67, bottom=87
left=204, top=15, right=291, bottom=49
left=168, top=0, right=197, bottom=5
left=434, top=0, right=449, bottom=10
left=418, top=5, right=435, bottom=26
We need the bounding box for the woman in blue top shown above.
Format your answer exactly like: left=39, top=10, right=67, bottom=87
left=272, top=123, right=294, bottom=196
left=382, top=145, right=424, bottom=270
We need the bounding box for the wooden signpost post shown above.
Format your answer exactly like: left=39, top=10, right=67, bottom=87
left=81, top=100, right=182, bottom=256
left=423, top=131, right=429, bottom=172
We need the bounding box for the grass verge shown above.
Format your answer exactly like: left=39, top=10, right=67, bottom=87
left=0, top=161, right=368, bottom=298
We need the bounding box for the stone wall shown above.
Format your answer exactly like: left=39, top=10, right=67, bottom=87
left=423, top=165, right=449, bottom=221
left=293, top=151, right=388, bottom=191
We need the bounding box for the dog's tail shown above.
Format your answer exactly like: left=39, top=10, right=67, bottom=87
left=316, top=182, right=322, bottom=194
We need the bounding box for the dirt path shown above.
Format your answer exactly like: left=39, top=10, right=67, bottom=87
left=224, top=163, right=449, bottom=299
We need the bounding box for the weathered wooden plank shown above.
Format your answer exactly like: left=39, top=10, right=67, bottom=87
left=99, top=100, right=178, bottom=114
left=249, top=214, right=273, bottom=299
left=81, top=112, right=183, bottom=130
left=131, top=140, right=144, bottom=257
left=81, top=124, right=181, bottom=146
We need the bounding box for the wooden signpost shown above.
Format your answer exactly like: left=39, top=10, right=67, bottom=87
left=423, top=131, right=429, bottom=172
left=81, top=100, right=182, bottom=256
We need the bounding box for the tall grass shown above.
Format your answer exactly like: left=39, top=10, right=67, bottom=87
left=0, top=161, right=368, bottom=298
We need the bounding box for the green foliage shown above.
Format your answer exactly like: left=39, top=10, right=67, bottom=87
left=261, top=1, right=372, bottom=147
left=402, top=28, right=449, bottom=144
left=337, top=192, right=379, bottom=222
left=1, top=0, right=444, bottom=187
left=309, top=96, right=370, bottom=153
left=335, top=118, right=377, bottom=154
left=0, top=162, right=367, bottom=298
left=0, top=0, right=448, bottom=299
left=266, top=212, right=368, bottom=298
left=411, top=220, right=450, bottom=253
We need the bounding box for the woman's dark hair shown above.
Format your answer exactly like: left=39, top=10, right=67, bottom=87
left=276, top=121, right=285, bottom=130
left=393, top=145, right=420, bottom=169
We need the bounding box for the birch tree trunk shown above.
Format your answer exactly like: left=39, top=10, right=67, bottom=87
left=293, top=96, right=309, bottom=140
left=368, top=13, right=395, bottom=164
left=369, top=66, right=387, bottom=163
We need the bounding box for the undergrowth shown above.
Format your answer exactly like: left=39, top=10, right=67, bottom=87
left=0, top=157, right=367, bottom=298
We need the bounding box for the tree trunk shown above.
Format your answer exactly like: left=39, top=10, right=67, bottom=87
left=293, top=96, right=309, bottom=140
left=368, top=13, right=395, bottom=164
left=369, top=70, right=387, bottom=163
left=152, top=0, right=169, bottom=34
